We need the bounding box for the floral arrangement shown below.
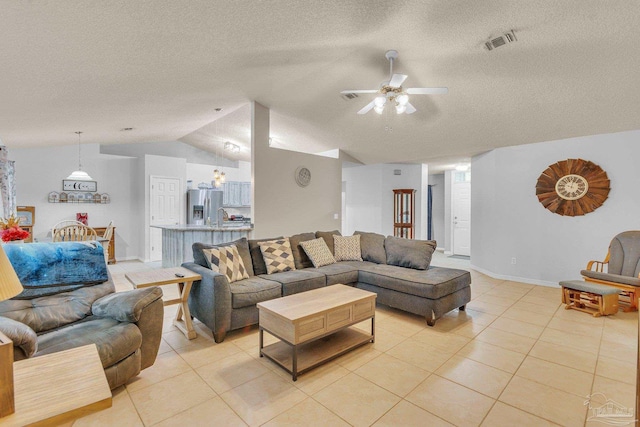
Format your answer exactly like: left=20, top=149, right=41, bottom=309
left=0, top=215, right=30, bottom=242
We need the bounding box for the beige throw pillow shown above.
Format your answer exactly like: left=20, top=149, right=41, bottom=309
left=334, top=235, right=363, bottom=262
left=258, top=238, right=297, bottom=274
left=299, top=237, right=336, bottom=268
left=202, top=244, right=250, bottom=283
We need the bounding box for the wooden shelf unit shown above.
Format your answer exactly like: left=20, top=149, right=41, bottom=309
left=393, top=189, right=416, bottom=239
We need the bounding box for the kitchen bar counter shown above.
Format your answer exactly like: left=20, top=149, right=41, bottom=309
left=153, top=224, right=253, bottom=267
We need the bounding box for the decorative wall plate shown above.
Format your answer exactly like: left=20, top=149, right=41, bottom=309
left=295, top=166, right=311, bottom=187
left=535, top=158, right=610, bottom=216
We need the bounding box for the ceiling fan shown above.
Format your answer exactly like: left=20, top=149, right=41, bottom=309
left=341, top=50, right=448, bottom=115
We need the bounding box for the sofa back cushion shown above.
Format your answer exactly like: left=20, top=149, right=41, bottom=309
left=315, top=230, right=341, bottom=254
left=248, top=237, right=283, bottom=275
left=354, top=231, right=387, bottom=264
left=193, top=238, right=254, bottom=277
left=4, top=241, right=109, bottom=299
left=385, top=236, right=437, bottom=270
left=289, top=232, right=316, bottom=269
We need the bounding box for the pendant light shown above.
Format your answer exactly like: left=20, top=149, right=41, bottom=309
left=66, top=131, right=93, bottom=180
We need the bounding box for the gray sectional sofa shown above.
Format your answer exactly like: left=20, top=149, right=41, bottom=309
left=182, top=230, right=471, bottom=342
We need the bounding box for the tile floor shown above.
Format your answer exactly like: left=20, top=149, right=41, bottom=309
left=73, top=253, right=638, bottom=426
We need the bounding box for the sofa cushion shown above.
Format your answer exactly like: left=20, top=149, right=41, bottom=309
left=248, top=237, right=283, bottom=276
left=289, top=232, right=317, bottom=269
left=0, top=316, right=37, bottom=358
left=300, top=238, right=336, bottom=268
left=259, top=238, right=297, bottom=274
left=315, top=263, right=360, bottom=286
left=193, top=238, right=254, bottom=276
left=229, top=277, right=282, bottom=309
left=334, top=235, right=363, bottom=262
left=354, top=231, right=386, bottom=264
left=5, top=242, right=109, bottom=299
left=580, top=270, right=640, bottom=287
left=316, top=230, right=341, bottom=254
left=259, top=270, right=326, bottom=296
left=36, top=317, right=142, bottom=368
left=203, top=244, right=250, bottom=283
left=385, top=236, right=437, bottom=270
left=357, top=263, right=471, bottom=299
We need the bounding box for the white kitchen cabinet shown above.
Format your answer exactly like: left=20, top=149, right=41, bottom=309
left=222, top=181, right=251, bottom=207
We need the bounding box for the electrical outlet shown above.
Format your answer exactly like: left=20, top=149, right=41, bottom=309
left=511, top=257, right=517, bottom=265
left=333, top=213, right=339, bottom=220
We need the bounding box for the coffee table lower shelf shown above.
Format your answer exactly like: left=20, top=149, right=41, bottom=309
left=260, top=327, right=373, bottom=380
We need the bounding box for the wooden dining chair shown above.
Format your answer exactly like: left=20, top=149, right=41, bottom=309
left=51, top=220, right=87, bottom=238
left=53, top=224, right=98, bottom=242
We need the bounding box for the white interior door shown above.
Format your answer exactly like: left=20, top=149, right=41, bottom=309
left=150, top=176, right=181, bottom=261
left=452, top=180, right=471, bottom=256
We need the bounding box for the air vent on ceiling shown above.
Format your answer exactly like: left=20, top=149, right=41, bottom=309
left=485, top=30, right=517, bottom=51
left=394, top=169, right=401, bottom=176
left=341, top=93, right=359, bottom=101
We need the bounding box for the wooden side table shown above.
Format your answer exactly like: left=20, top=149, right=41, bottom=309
left=2, top=344, right=112, bottom=426
left=125, top=267, right=202, bottom=340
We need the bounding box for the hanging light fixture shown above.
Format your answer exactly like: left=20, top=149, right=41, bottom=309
left=66, top=131, right=93, bottom=180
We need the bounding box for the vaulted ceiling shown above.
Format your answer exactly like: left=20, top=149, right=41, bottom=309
left=2, top=1, right=639, bottom=169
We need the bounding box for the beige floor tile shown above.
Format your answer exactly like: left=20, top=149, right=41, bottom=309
left=162, top=329, right=215, bottom=350
left=489, top=317, right=544, bottom=339
left=427, top=310, right=472, bottom=333
left=518, top=294, right=560, bottom=307
left=458, top=309, right=498, bottom=326
left=598, top=340, right=637, bottom=363
left=500, top=306, right=553, bottom=327
left=220, top=370, right=307, bottom=426
left=500, top=280, right=535, bottom=291
left=451, top=321, right=489, bottom=339
left=262, top=398, right=350, bottom=427
left=546, top=317, right=604, bottom=338
left=129, top=370, right=217, bottom=426
left=526, top=286, right=561, bottom=299
left=511, top=300, right=558, bottom=315
left=457, top=340, right=526, bottom=374
left=373, top=400, right=453, bottom=427
left=73, top=387, right=143, bottom=427
left=473, top=294, right=518, bottom=307
left=157, top=338, right=173, bottom=355
left=152, top=396, right=247, bottom=427
left=590, top=375, right=637, bottom=410
left=552, top=305, right=606, bottom=325
left=313, top=373, right=401, bottom=427
left=466, top=300, right=508, bottom=316
left=412, top=328, right=471, bottom=353
left=335, top=344, right=382, bottom=371
left=529, top=340, right=598, bottom=373
left=481, top=401, right=560, bottom=427
left=125, top=350, right=192, bottom=393
left=355, top=353, right=430, bottom=397
left=376, top=315, right=424, bottom=338
left=537, top=327, right=600, bottom=354
left=386, top=339, right=453, bottom=372
left=174, top=339, right=243, bottom=368
left=290, top=361, right=350, bottom=395
left=500, top=376, right=587, bottom=427
left=406, top=375, right=494, bottom=426
left=369, top=325, right=408, bottom=352
left=475, top=327, right=536, bottom=354
left=595, top=355, right=636, bottom=384
left=195, top=351, right=271, bottom=394
left=515, top=356, right=594, bottom=397
left=435, top=355, right=512, bottom=398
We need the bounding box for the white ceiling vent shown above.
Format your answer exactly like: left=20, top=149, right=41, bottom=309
left=485, top=30, right=517, bottom=51
left=341, top=93, right=359, bottom=101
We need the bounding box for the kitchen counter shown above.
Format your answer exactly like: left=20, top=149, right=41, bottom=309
left=152, top=224, right=253, bottom=267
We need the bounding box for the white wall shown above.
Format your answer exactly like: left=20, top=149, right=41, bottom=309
left=11, top=143, right=141, bottom=260
left=429, top=173, right=445, bottom=247
left=471, top=129, right=640, bottom=286
left=252, top=102, right=342, bottom=238
left=343, top=163, right=427, bottom=238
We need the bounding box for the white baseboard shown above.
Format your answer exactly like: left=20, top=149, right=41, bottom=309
left=436, top=247, right=445, bottom=251
left=443, top=250, right=453, bottom=255
left=469, top=264, right=559, bottom=288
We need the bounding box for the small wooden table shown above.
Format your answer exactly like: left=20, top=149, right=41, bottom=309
left=2, top=344, right=112, bottom=427
left=258, top=284, right=376, bottom=381
left=125, top=267, right=201, bottom=340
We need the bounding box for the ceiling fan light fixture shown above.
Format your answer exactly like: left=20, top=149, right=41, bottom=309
left=374, top=105, right=384, bottom=114
left=396, top=104, right=406, bottom=114
left=374, top=95, right=386, bottom=107
left=397, top=94, right=409, bottom=106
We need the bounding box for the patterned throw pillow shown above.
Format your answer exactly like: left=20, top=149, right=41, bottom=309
left=202, top=244, right=250, bottom=283
left=334, top=235, right=363, bottom=262
left=258, top=238, right=297, bottom=274
left=299, top=238, right=336, bottom=268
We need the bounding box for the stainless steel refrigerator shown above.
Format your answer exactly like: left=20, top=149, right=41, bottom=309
left=186, top=189, right=224, bottom=225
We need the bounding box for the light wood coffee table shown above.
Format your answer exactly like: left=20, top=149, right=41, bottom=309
left=257, top=284, right=376, bottom=381
left=126, top=267, right=201, bottom=340
left=3, top=344, right=111, bottom=426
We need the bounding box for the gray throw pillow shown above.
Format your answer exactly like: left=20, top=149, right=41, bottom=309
left=193, top=238, right=254, bottom=276
left=289, top=232, right=317, bottom=269
left=354, top=231, right=387, bottom=264
left=385, top=236, right=437, bottom=270
left=315, top=230, right=341, bottom=254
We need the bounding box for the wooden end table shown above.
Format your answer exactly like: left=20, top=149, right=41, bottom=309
left=2, top=344, right=112, bottom=426
left=125, top=267, right=201, bottom=340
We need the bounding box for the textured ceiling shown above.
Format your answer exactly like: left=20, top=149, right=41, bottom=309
left=1, top=1, right=639, bottom=169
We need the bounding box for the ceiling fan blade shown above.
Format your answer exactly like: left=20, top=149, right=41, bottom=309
left=406, top=87, right=448, bottom=95
left=388, top=73, right=408, bottom=87
left=341, top=89, right=378, bottom=94
left=405, top=102, right=417, bottom=114
left=357, top=100, right=376, bottom=115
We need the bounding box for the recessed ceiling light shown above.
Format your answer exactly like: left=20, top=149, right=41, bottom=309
left=120, top=127, right=134, bottom=131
